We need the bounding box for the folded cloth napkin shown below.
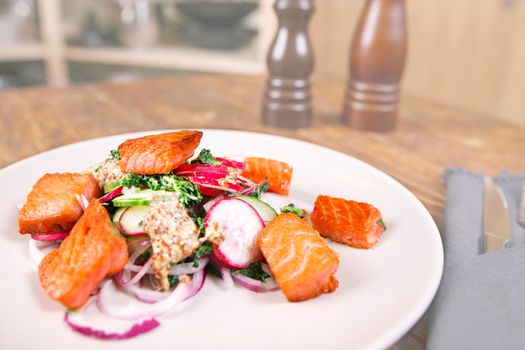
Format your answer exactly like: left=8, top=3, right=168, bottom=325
left=427, top=169, right=525, bottom=349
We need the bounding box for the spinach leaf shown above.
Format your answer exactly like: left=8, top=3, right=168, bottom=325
left=236, top=262, right=270, bottom=282
left=280, top=203, right=305, bottom=219
left=191, top=148, right=220, bottom=165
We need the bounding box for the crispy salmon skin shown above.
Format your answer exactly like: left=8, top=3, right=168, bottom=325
left=311, top=195, right=386, bottom=249
left=119, top=130, right=202, bottom=175
left=242, top=157, right=293, bottom=195
left=257, top=213, right=339, bottom=302
left=39, top=200, right=128, bottom=309
left=18, top=173, right=101, bottom=234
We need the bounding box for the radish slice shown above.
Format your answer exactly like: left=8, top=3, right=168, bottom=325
left=203, top=196, right=224, bottom=212
left=98, top=269, right=206, bottom=320
left=64, top=297, right=159, bottom=340
left=119, top=206, right=149, bottom=236
left=99, top=186, right=123, bottom=203
left=31, top=232, right=69, bottom=242
left=205, top=198, right=264, bottom=269
left=231, top=272, right=280, bottom=293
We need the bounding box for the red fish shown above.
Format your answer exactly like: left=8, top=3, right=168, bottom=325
left=257, top=213, right=339, bottom=302
left=119, top=130, right=202, bottom=175
left=242, top=157, right=293, bottom=195
left=18, top=173, right=101, bottom=234
left=38, top=199, right=128, bottom=309
left=310, top=195, right=386, bottom=249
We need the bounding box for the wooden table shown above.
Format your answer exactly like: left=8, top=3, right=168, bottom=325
left=1, top=74, right=524, bottom=348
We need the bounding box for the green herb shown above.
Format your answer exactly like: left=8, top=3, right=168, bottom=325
left=191, top=148, right=220, bottom=165
left=168, top=274, right=179, bottom=288
left=249, top=181, right=269, bottom=199
left=377, top=219, right=387, bottom=230
left=110, top=149, right=121, bottom=160
left=192, top=241, right=214, bottom=267
left=281, top=203, right=305, bottom=219
left=236, top=262, right=270, bottom=282
left=190, top=214, right=205, bottom=237
left=120, top=173, right=202, bottom=208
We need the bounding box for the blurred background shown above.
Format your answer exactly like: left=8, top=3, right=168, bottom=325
left=0, top=0, right=524, bottom=126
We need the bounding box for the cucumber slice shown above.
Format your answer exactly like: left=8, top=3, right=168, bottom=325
left=103, top=180, right=123, bottom=194
left=112, top=189, right=178, bottom=207
left=234, top=195, right=277, bottom=223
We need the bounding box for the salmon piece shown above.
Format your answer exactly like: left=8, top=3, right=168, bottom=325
left=257, top=213, right=339, bottom=302
left=242, top=157, right=293, bottom=195
left=18, top=173, right=101, bottom=234
left=311, top=195, right=386, bottom=249
left=39, top=200, right=128, bottom=309
left=119, top=130, right=202, bottom=175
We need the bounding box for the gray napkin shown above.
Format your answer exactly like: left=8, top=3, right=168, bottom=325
left=427, top=169, right=525, bottom=349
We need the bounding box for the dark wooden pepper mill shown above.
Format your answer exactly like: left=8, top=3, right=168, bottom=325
left=343, top=0, right=407, bottom=131
left=262, top=0, right=315, bottom=129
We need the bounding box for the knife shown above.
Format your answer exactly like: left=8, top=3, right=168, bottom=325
left=518, top=184, right=525, bottom=226
left=483, top=176, right=512, bottom=253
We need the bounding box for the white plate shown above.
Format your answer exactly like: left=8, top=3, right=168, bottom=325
left=0, top=129, right=443, bottom=350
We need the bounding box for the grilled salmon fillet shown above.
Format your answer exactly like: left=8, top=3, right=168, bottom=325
left=242, top=157, right=293, bottom=195
left=310, top=195, right=386, bottom=249
left=119, top=130, right=202, bottom=175
left=39, top=199, right=128, bottom=309
left=18, top=173, right=101, bottom=234
left=257, top=213, right=339, bottom=302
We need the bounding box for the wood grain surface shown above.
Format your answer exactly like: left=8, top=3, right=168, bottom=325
left=1, top=74, right=524, bottom=347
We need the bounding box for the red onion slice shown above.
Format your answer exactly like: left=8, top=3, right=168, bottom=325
left=121, top=258, right=208, bottom=277
left=219, top=266, right=234, bottom=289
left=75, top=194, right=90, bottom=211
left=65, top=297, right=159, bottom=340
left=216, top=157, right=246, bottom=170
left=29, top=239, right=60, bottom=266
left=99, top=186, right=123, bottom=203
left=31, top=232, right=69, bottom=242
left=98, top=269, right=206, bottom=320
left=231, top=272, right=280, bottom=293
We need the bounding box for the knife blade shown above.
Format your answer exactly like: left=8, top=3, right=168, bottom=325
left=483, top=176, right=512, bottom=253
left=518, top=184, right=525, bottom=226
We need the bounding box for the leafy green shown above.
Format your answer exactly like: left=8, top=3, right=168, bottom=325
left=168, top=274, right=179, bottom=288
left=120, top=173, right=202, bottom=208
left=191, top=148, right=220, bottom=165
left=110, top=149, right=121, bottom=160
left=280, top=203, right=305, bottom=219
left=192, top=241, right=213, bottom=267
left=377, top=219, right=387, bottom=230
left=190, top=214, right=205, bottom=237
left=236, top=262, right=270, bottom=282
left=249, top=181, right=269, bottom=199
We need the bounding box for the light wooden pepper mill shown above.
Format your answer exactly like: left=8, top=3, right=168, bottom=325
left=343, top=0, right=407, bottom=131
left=262, top=0, right=315, bottom=129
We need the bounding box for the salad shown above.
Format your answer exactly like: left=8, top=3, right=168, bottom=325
left=18, top=130, right=386, bottom=340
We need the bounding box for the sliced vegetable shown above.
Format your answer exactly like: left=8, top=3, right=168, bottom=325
left=98, top=269, right=206, bottom=320
left=231, top=272, right=279, bottom=293
left=28, top=239, right=60, bottom=266
left=216, top=157, right=245, bottom=170
left=234, top=195, right=277, bottom=224
left=64, top=297, right=159, bottom=340
left=112, top=207, right=126, bottom=229
left=31, top=231, right=69, bottom=242
left=112, top=189, right=178, bottom=207
left=103, top=180, right=122, bottom=194
left=99, top=186, right=123, bottom=203
left=118, top=206, right=149, bottom=236
left=205, top=198, right=264, bottom=269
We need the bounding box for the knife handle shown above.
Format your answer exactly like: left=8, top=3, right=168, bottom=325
left=485, top=234, right=510, bottom=253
